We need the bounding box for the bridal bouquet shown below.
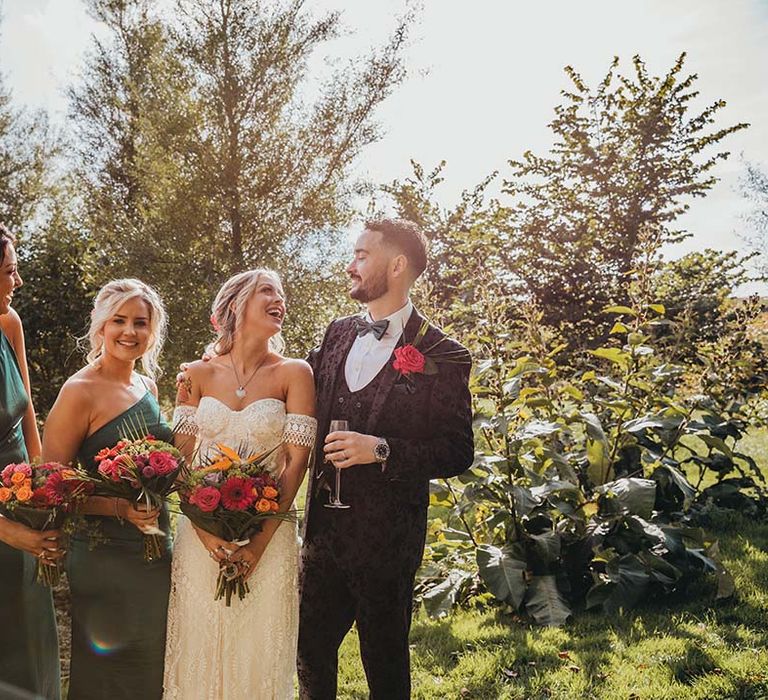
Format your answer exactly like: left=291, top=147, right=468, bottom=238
left=0, top=462, right=93, bottom=586
left=92, top=435, right=183, bottom=562
left=178, top=443, right=287, bottom=605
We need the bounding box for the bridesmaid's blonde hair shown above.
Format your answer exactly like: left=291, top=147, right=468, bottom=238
left=85, top=279, right=168, bottom=379
left=210, top=269, right=285, bottom=356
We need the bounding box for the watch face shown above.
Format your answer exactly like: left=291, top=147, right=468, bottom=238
left=374, top=441, right=389, bottom=461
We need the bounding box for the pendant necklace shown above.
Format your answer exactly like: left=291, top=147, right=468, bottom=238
left=228, top=352, right=267, bottom=399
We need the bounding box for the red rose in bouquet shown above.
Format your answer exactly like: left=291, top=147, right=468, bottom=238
left=0, top=462, right=93, bottom=586
left=91, top=435, right=183, bottom=562
left=178, top=443, right=289, bottom=605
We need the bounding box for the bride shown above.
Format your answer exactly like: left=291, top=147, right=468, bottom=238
left=163, top=269, right=316, bottom=699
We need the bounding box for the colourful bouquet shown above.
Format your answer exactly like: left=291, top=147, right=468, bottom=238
left=178, top=443, right=288, bottom=605
left=0, top=462, right=93, bottom=586
left=92, top=435, right=182, bottom=561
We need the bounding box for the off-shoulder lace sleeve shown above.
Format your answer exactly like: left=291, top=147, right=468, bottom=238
left=283, top=413, right=317, bottom=448
left=172, top=405, right=199, bottom=436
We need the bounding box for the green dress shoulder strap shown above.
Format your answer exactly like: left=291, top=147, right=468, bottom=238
left=77, top=389, right=173, bottom=473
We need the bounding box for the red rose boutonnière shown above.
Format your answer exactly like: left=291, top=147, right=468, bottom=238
left=393, top=320, right=470, bottom=389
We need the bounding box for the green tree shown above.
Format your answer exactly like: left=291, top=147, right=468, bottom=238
left=69, top=0, right=407, bottom=387
left=14, top=199, right=97, bottom=414
left=651, top=249, right=756, bottom=361
left=499, top=54, right=748, bottom=349
left=742, top=160, right=768, bottom=277
left=0, top=72, right=49, bottom=235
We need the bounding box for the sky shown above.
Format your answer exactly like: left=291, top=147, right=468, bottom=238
left=1, top=0, right=767, bottom=293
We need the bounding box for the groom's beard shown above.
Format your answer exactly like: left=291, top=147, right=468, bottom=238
left=350, top=269, right=388, bottom=303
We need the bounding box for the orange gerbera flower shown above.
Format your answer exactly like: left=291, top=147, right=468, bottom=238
left=0, top=487, right=12, bottom=502
left=16, top=486, right=33, bottom=502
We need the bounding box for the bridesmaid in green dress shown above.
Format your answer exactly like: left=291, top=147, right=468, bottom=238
left=0, top=225, right=62, bottom=700
left=43, top=279, right=171, bottom=700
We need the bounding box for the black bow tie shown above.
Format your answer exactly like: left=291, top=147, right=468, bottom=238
left=354, top=316, right=390, bottom=341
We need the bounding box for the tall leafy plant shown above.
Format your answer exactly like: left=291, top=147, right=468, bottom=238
left=419, top=249, right=765, bottom=625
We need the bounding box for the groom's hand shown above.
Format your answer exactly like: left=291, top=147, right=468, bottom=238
left=324, top=431, right=378, bottom=469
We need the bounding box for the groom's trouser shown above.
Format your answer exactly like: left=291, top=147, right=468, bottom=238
left=297, top=533, right=418, bottom=700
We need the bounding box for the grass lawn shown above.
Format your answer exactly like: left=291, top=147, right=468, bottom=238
left=334, top=429, right=768, bottom=700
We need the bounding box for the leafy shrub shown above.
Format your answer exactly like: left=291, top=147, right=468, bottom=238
left=419, top=293, right=767, bottom=625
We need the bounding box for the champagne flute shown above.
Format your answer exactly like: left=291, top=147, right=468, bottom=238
left=324, top=419, right=351, bottom=509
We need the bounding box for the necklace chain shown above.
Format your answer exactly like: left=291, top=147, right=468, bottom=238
left=228, top=353, right=267, bottom=398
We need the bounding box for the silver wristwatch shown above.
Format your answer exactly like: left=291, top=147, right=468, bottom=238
left=373, top=437, right=390, bottom=463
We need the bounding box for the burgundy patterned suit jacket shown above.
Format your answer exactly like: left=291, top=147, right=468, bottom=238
left=304, top=308, right=474, bottom=568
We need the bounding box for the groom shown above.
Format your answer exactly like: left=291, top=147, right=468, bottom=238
left=298, top=218, right=474, bottom=699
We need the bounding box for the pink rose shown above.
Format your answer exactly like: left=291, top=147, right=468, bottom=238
left=97, top=458, right=119, bottom=482
left=190, top=486, right=221, bottom=513
left=142, top=465, right=157, bottom=479
left=393, top=344, right=426, bottom=376
left=149, top=451, right=178, bottom=476
left=1, top=464, right=15, bottom=486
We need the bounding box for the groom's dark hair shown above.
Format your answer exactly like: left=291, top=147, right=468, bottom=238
left=365, top=218, right=428, bottom=278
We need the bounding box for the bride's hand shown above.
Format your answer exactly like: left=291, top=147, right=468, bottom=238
left=191, top=523, right=239, bottom=563
left=229, top=539, right=265, bottom=582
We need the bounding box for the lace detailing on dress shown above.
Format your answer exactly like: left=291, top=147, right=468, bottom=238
left=164, top=396, right=299, bottom=700
left=283, top=413, right=317, bottom=448
left=172, top=405, right=199, bottom=436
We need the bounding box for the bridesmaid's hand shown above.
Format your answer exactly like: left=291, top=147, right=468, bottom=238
left=190, top=522, right=240, bottom=563
left=118, top=500, right=162, bottom=533
left=2, top=521, right=65, bottom=563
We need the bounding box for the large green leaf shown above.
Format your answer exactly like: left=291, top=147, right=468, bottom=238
left=511, top=485, right=541, bottom=517
left=525, top=575, right=571, bottom=626
left=421, top=570, right=472, bottom=618
left=519, top=420, right=561, bottom=440
left=651, top=464, right=696, bottom=511
left=582, top=412, right=612, bottom=486
left=527, top=530, right=561, bottom=567
left=599, top=478, right=657, bottom=518
left=586, top=553, right=651, bottom=614
left=590, top=347, right=631, bottom=368
left=476, top=544, right=528, bottom=609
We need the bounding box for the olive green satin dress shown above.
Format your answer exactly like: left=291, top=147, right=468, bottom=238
left=0, top=329, right=60, bottom=699
left=66, top=392, right=172, bottom=700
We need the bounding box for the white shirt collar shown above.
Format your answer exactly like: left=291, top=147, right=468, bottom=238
left=365, top=299, right=413, bottom=340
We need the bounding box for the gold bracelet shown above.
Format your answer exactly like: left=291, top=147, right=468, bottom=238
left=113, top=498, right=124, bottom=524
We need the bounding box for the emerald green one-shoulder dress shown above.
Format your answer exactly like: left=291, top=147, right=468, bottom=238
left=0, top=328, right=61, bottom=700
left=66, top=392, right=172, bottom=700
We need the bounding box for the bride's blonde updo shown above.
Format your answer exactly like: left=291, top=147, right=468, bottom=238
left=210, top=269, right=285, bottom=357
left=85, top=278, right=168, bottom=379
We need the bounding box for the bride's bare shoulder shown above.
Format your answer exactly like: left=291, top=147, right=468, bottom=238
left=275, top=356, right=312, bottom=378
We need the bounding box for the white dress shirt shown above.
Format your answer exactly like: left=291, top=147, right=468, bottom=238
left=344, top=300, right=413, bottom=392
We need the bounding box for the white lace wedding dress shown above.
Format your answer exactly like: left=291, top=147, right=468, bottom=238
left=163, top=397, right=316, bottom=700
